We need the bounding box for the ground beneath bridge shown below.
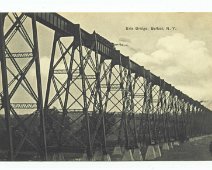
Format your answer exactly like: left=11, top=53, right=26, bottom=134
left=155, top=135, right=212, bottom=161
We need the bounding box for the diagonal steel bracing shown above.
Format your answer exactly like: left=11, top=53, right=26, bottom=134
left=1, top=13, right=212, bottom=161
left=0, top=13, right=47, bottom=160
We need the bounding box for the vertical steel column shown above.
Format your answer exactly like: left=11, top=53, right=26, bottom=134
left=94, top=33, right=107, bottom=155
left=126, top=59, right=138, bottom=148
left=179, top=97, right=187, bottom=141
left=160, top=81, right=167, bottom=143
left=175, top=96, right=181, bottom=141
left=153, top=86, right=159, bottom=143
left=188, top=104, right=193, bottom=138
left=181, top=100, right=187, bottom=140
left=171, top=93, right=176, bottom=141
left=197, top=107, right=201, bottom=136
left=149, top=84, right=156, bottom=144
left=58, top=37, right=75, bottom=150
left=198, top=107, right=202, bottom=136
left=162, top=92, right=167, bottom=143
left=169, top=91, right=175, bottom=141
left=137, top=72, right=146, bottom=147
left=76, top=25, right=92, bottom=160
left=44, top=33, right=58, bottom=111
left=143, top=71, right=152, bottom=145
left=172, top=89, right=177, bottom=141
left=117, top=56, right=123, bottom=145
left=32, top=14, right=47, bottom=160
left=131, top=74, right=138, bottom=148
left=178, top=97, right=183, bottom=140
left=189, top=105, right=195, bottom=137
left=0, top=13, right=14, bottom=161
left=194, top=107, right=199, bottom=136
left=133, top=74, right=144, bottom=146
left=122, top=62, right=130, bottom=149
left=150, top=84, right=157, bottom=144
left=155, top=82, right=162, bottom=144
left=165, top=92, right=171, bottom=142
left=185, top=102, right=190, bottom=139
left=117, top=54, right=129, bottom=149
left=102, top=60, right=113, bottom=150
left=199, top=108, right=205, bottom=136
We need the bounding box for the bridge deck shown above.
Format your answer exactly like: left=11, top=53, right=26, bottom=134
left=24, top=13, right=199, bottom=105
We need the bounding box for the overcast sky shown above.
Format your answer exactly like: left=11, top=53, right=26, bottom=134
left=58, top=13, right=212, bottom=109
left=1, top=13, right=212, bottom=111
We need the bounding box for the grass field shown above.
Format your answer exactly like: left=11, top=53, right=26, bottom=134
left=1, top=135, right=212, bottom=161
left=156, top=135, right=212, bottom=161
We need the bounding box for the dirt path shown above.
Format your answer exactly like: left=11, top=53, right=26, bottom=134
left=156, top=135, right=212, bottom=161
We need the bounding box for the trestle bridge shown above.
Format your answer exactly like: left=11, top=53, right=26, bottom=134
left=0, top=13, right=212, bottom=161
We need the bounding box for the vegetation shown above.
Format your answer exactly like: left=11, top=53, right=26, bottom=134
left=0, top=108, right=116, bottom=153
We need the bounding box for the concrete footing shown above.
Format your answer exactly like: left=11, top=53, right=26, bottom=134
left=191, top=136, right=203, bottom=141
left=102, top=154, right=111, bottom=161
left=93, top=151, right=111, bottom=161
left=145, top=145, right=156, bottom=160
left=154, top=144, right=161, bottom=158
left=173, top=141, right=180, bottom=146
left=52, top=153, right=65, bottom=161
left=133, top=148, right=143, bottom=161
left=169, top=142, right=174, bottom=149
left=112, top=146, right=123, bottom=156
left=112, top=146, right=123, bottom=161
left=122, top=149, right=134, bottom=161
left=189, top=138, right=194, bottom=142
left=162, top=142, right=170, bottom=151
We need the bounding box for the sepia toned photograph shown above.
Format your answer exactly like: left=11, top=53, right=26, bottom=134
left=0, top=12, right=212, bottom=162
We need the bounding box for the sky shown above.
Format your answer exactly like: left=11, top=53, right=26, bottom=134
left=0, top=12, right=212, bottom=111
left=58, top=13, right=212, bottom=109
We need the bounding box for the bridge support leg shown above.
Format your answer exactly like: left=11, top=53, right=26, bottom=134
left=145, top=145, right=156, bottom=160
left=162, top=142, right=170, bottom=151
left=102, top=154, right=111, bottom=161
left=77, top=25, right=93, bottom=160
left=93, top=149, right=111, bottom=161
left=133, top=148, right=143, bottom=161
left=32, top=14, right=47, bottom=161
left=122, top=149, right=134, bottom=161
left=94, top=33, right=109, bottom=161
left=154, top=144, right=161, bottom=158
left=0, top=13, right=14, bottom=161
left=111, top=146, right=122, bottom=161
left=0, top=13, right=50, bottom=160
